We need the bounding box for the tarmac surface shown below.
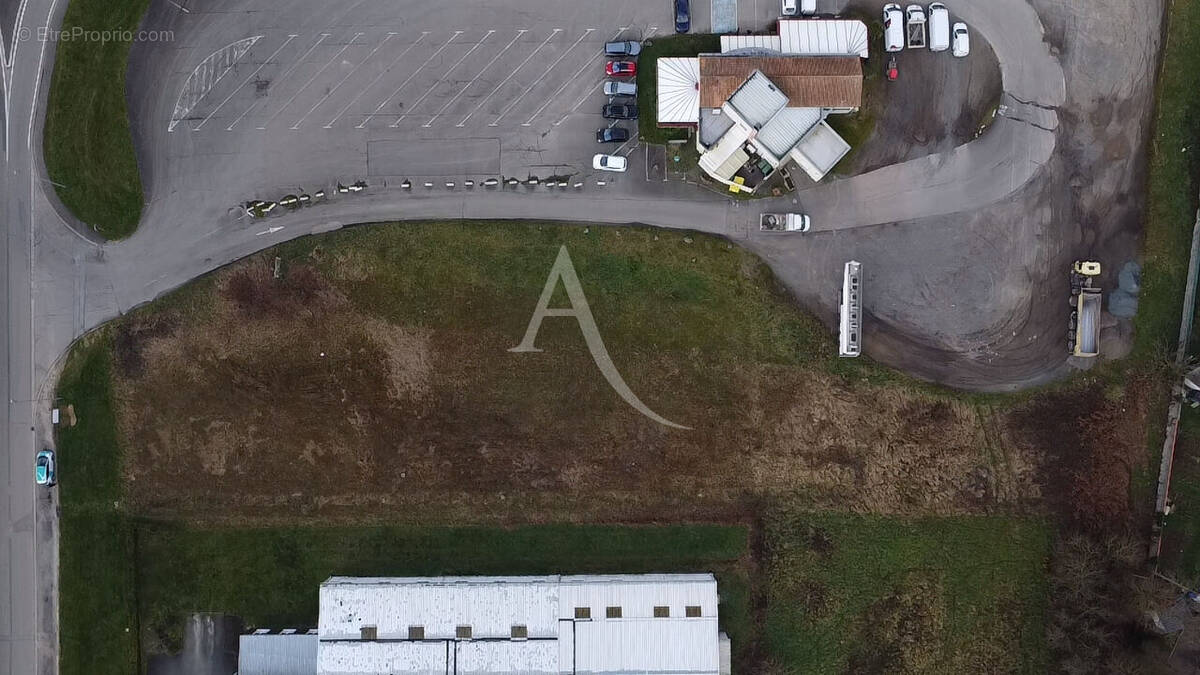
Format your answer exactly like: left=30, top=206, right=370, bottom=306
left=0, top=0, right=1168, bottom=672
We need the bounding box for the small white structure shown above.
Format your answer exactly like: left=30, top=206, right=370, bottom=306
left=240, top=574, right=731, bottom=675
left=657, top=57, right=702, bottom=126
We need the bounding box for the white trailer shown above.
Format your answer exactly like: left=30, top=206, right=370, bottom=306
left=760, top=213, right=811, bottom=233
left=839, top=261, right=862, bottom=357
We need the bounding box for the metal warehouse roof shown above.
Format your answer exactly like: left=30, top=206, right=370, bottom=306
left=720, top=34, right=783, bottom=52
left=239, top=634, right=319, bottom=675
left=699, top=56, right=863, bottom=109
left=726, top=71, right=789, bottom=128
left=656, top=57, right=701, bottom=125
left=778, top=19, right=870, bottom=58
left=789, top=120, right=852, bottom=181
left=314, top=575, right=722, bottom=675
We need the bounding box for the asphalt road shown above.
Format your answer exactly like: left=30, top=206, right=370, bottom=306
left=0, top=0, right=64, bottom=673
left=0, top=0, right=1164, bottom=671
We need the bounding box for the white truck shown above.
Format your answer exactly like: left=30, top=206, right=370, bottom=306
left=905, top=4, right=927, bottom=49
left=1069, top=261, right=1102, bottom=358
left=760, top=213, right=811, bottom=233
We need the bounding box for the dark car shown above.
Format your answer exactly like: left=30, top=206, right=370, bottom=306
left=675, top=0, right=691, bottom=33
left=602, top=104, right=639, bottom=120
left=596, top=127, right=631, bottom=143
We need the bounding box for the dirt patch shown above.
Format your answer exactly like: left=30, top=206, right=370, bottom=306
left=848, top=571, right=947, bottom=675
left=110, top=254, right=1047, bottom=524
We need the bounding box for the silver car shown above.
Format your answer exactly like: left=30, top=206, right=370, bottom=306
left=603, top=81, right=637, bottom=97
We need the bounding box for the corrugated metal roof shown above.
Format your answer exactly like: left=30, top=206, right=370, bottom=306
left=756, top=106, right=823, bottom=158
left=699, top=56, right=862, bottom=109
left=778, top=19, right=870, bottom=58
left=720, top=34, right=782, bottom=52
left=239, top=634, right=319, bottom=675
left=315, top=575, right=721, bottom=675
left=726, top=71, right=788, bottom=129
left=656, top=57, right=701, bottom=125
left=698, top=124, right=752, bottom=181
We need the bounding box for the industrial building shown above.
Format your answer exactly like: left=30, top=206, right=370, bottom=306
left=656, top=19, right=868, bottom=190
left=238, top=574, right=731, bottom=675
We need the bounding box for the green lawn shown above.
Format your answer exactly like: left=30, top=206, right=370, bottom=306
left=764, top=512, right=1051, bottom=674
left=636, top=34, right=720, bottom=145
left=43, top=0, right=151, bottom=239
left=55, top=333, right=139, bottom=675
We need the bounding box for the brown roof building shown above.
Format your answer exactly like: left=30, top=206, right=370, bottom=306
left=698, top=55, right=862, bottom=110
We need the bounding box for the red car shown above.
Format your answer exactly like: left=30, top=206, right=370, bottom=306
left=606, top=61, right=637, bottom=77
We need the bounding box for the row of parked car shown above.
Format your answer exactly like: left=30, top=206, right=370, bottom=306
left=592, top=41, right=646, bottom=172
left=883, top=2, right=970, bottom=57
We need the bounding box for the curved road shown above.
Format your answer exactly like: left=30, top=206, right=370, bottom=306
left=2, top=0, right=1069, bottom=673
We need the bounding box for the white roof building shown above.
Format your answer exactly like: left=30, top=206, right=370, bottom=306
left=239, top=574, right=731, bottom=675
left=719, top=20, right=869, bottom=58
left=657, top=57, right=702, bottom=126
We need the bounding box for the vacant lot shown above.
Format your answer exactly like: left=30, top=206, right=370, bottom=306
left=53, top=221, right=1071, bottom=672
left=97, top=222, right=1046, bottom=524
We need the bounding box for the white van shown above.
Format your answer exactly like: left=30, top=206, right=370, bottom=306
left=928, top=2, right=950, bottom=52
left=883, top=3, right=904, bottom=52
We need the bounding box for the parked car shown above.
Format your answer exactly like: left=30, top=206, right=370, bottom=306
left=35, top=449, right=55, bottom=486
left=675, top=0, right=691, bottom=33
left=593, top=154, right=628, bottom=172
left=952, top=22, right=970, bottom=57
left=606, top=61, right=637, bottom=77
left=928, top=2, right=950, bottom=52
left=596, top=127, right=631, bottom=143
left=782, top=0, right=798, bottom=15
left=604, top=41, right=642, bottom=56
left=603, top=81, right=637, bottom=97
left=883, top=3, right=904, bottom=52
left=602, top=103, right=639, bottom=119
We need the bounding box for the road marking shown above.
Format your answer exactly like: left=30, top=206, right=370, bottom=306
left=259, top=32, right=362, bottom=129
left=548, top=27, right=626, bottom=127
left=357, top=30, right=462, bottom=129
left=292, top=32, right=395, bottom=129
left=256, top=226, right=284, bottom=236
left=390, top=29, right=495, bottom=126
left=228, top=33, right=327, bottom=130
left=456, top=29, right=561, bottom=127
left=193, top=35, right=297, bottom=131
left=423, top=29, right=526, bottom=128
left=491, top=28, right=594, bottom=127
left=27, top=0, right=60, bottom=152
left=167, top=0, right=190, bottom=12
left=323, top=32, right=429, bottom=128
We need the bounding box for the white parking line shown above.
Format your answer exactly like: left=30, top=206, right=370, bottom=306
left=490, top=28, right=594, bottom=127
left=552, top=27, right=629, bottom=126
left=523, top=27, right=624, bottom=127
left=227, top=33, right=328, bottom=131
left=292, top=32, right=396, bottom=130
left=193, top=35, right=297, bottom=131
left=323, top=32, right=429, bottom=128
left=390, top=29, right=495, bottom=126
left=259, top=32, right=362, bottom=129
left=423, top=29, right=526, bottom=128
left=357, top=30, right=462, bottom=129
left=456, top=29, right=561, bottom=128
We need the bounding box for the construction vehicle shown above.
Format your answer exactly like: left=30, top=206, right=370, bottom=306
left=760, top=213, right=811, bottom=233
left=1069, top=260, right=1102, bottom=358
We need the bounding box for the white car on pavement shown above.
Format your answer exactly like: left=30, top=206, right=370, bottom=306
left=883, top=3, right=904, bottom=52
left=593, top=154, right=628, bottom=172
left=952, top=22, right=971, bottom=57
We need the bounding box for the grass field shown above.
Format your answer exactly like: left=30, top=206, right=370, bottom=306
left=43, top=0, right=150, bottom=239
left=53, top=221, right=1057, bottom=672
left=636, top=34, right=720, bottom=145
left=763, top=511, right=1050, bottom=673
left=98, top=222, right=1044, bottom=524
